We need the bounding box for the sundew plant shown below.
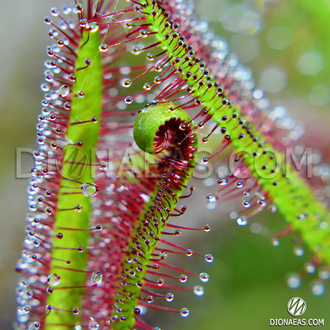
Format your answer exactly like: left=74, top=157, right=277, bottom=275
left=15, top=0, right=330, bottom=329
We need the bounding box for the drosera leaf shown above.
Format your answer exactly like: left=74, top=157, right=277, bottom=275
left=133, top=102, right=193, bottom=153
left=46, top=28, right=103, bottom=328
left=16, top=1, right=330, bottom=329
left=92, top=0, right=330, bottom=268
left=133, top=0, right=330, bottom=267
left=109, top=100, right=198, bottom=329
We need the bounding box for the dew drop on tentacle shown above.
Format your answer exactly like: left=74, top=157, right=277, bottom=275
left=79, top=18, right=87, bottom=27
left=199, top=272, right=210, bottom=283
left=99, top=161, right=107, bottom=170
left=122, top=79, right=132, bottom=88
left=88, top=317, right=100, bottom=330
left=157, top=278, right=165, bottom=286
left=217, top=178, right=228, bottom=186
left=75, top=3, right=84, bottom=14
left=46, top=304, right=53, bottom=313
left=44, top=206, right=53, bottom=216
left=124, top=96, right=133, bottom=104
left=58, top=84, right=70, bottom=97
left=207, top=195, right=216, bottom=203
left=72, top=307, right=80, bottom=315
left=237, top=217, right=247, bottom=226
left=131, top=46, right=141, bottom=55
left=91, top=272, right=103, bottom=286
left=204, top=224, right=211, bottom=232
left=179, top=123, right=186, bottom=131
left=205, top=254, right=214, bottom=263
left=77, top=90, right=85, bottom=98
left=242, top=200, right=250, bottom=208
left=17, top=306, right=31, bottom=323
left=134, top=307, right=141, bottom=315
left=44, top=16, right=52, bottom=25
left=99, top=43, right=108, bottom=52
left=180, top=274, right=188, bottom=283
left=193, top=285, right=204, bottom=296
left=56, top=233, right=63, bottom=239
left=186, top=249, right=193, bottom=257
left=166, top=293, right=174, bottom=302
left=143, top=82, right=151, bottom=90
left=235, top=181, right=243, bottom=188
left=74, top=204, right=83, bottom=212
left=28, top=322, right=40, bottom=330
left=81, top=183, right=99, bottom=197
left=180, top=307, right=190, bottom=318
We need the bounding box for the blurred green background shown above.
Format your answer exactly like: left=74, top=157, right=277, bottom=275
left=1, top=0, right=329, bottom=329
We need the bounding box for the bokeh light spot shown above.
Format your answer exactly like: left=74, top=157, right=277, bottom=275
left=297, top=51, right=324, bottom=76
left=229, top=35, right=260, bottom=63
left=219, top=5, right=261, bottom=35
left=259, top=67, right=287, bottom=93
left=308, top=84, right=330, bottom=106
left=266, top=25, right=293, bottom=50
